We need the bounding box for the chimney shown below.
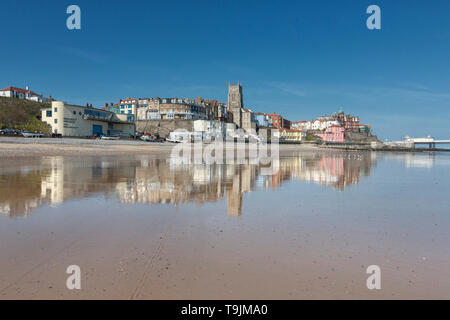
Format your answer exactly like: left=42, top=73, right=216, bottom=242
left=26, top=85, right=30, bottom=91
left=86, top=103, right=89, bottom=108
left=105, top=103, right=108, bottom=108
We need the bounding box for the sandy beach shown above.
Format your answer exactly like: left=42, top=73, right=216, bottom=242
left=0, top=137, right=321, bottom=158
left=0, top=138, right=449, bottom=300
left=0, top=137, right=176, bottom=158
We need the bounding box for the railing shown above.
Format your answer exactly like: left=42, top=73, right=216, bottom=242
left=83, top=114, right=134, bottom=124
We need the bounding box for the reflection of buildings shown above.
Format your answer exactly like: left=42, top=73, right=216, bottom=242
left=0, top=157, right=135, bottom=218
left=0, top=164, right=50, bottom=217
left=404, top=154, right=435, bottom=168
left=264, top=152, right=374, bottom=191
left=116, top=159, right=257, bottom=217
left=383, top=153, right=443, bottom=169
left=0, top=152, right=377, bottom=218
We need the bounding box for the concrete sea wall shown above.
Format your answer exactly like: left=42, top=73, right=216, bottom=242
left=136, top=120, right=193, bottom=138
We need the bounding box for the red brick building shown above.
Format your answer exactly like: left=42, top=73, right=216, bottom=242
left=268, top=113, right=291, bottom=129
left=333, top=111, right=360, bottom=133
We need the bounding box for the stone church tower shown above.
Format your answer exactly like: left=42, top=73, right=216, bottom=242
left=227, top=82, right=244, bottom=128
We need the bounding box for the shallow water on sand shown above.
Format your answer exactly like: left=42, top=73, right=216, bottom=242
left=0, top=150, right=449, bottom=299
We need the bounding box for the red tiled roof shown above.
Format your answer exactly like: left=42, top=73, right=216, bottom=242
left=0, top=86, right=41, bottom=96
left=119, top=98, right=138, bottom=104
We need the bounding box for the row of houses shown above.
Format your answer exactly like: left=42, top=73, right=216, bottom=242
left=95, top=83, right=260, bottom=140
left=253, top=112, right=305, bottom=142
left=292, top=111, right=369, bottom=133
left=101, top=97, right=227, bottom=122
left=290, top=110, right=371, bottom=142
left=252, top=109, right=371, bottom=143
left=2, top=84, right=370, bottom=143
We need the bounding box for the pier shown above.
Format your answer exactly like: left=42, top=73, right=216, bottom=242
left=386, top=136, right=450, bottom=150
left=405, top=136, right=450, bottom=149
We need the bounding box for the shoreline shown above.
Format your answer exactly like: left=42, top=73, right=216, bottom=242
left=0, top=137, right=448, bottom=159
left=0, top=137, right=320, bottom=159
left=320, top=144, right=450, bottom=153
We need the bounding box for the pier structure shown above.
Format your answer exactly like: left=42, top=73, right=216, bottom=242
left=404, top=136, right=450, bottom=149
left=386, top=136, right=450, bottom=149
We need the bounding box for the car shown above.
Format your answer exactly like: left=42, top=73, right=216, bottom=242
left=21, top=131, right=44, bottom=138
left=140, top=133, right=162, bottom=142
left=0, top=128, right=19, bottom=136
left=140, top=134, right=152, bottom=142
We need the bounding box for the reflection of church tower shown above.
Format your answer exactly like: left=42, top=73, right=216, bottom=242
left=228, top=82, right=243, bottom=128
left=226, top=164, right=257, bottom=217
left=227, top=168, right=243, bottom=217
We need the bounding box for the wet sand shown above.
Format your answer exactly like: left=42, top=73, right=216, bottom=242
left=0, top=137, right=175, bottom=158
left=0, top=137, right=319, bottom=158
left=0, top=145, right=449, bottom=300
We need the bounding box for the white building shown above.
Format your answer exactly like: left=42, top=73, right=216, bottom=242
left=118, top=98, right=138, bottom=116
left=225, top=123, right=238, bottom=137
left=194, top=120, right=226, bottom=135
left=0, top=86, right=45, bottom=102
left=292, top=121, right=312, bottom=131
left=292, top=119, right=340, bottom=131
left=41, top=101, right=136, bottom=137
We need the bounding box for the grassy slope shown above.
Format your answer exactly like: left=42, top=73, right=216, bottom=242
left=0, top=97, right=51, bottom=134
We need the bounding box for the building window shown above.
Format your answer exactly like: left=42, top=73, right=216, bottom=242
left=46, top=110, right=52, bottom=117
left=73, top=111, right=77, bottom=115
left=54, top=108, right=58, bottom=112
left=54, top=119, right=58, bottom=124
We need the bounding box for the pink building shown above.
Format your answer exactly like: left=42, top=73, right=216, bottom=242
left=316, top=125, right=345, bottom=143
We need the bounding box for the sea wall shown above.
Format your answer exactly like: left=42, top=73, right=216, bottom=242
left=136, top=120, right=193, bottom=138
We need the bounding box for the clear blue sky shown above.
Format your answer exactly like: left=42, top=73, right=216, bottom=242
left=1, top=0, right=450, bottom=139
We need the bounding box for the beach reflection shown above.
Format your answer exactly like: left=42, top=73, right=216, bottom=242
left=0, top=151, right=379, bottom=218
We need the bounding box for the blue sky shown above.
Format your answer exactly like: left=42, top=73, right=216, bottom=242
left=1, top=0, right=450, bottom=139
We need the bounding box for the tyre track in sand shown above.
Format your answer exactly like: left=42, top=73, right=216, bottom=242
left=129, top=224, right=171, bottom=300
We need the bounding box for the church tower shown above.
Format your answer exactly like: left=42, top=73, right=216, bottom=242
left=227, top=82, right=244, bottom=128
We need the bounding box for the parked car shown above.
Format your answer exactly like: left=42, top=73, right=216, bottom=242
left=0, top=128, right=20, bottom=136
left=140, top=133, right=152, bottom=142
left=21, top=131, right=44, bottom=138
left=140, top=133, right=163, bottom=142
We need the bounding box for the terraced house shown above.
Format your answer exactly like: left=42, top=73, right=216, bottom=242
left=118, top=98, right=138, bottom=116
left=136, top=97, right=208, bottom=120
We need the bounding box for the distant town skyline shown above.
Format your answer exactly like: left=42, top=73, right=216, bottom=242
left=1, top=0, right=450, bottom=139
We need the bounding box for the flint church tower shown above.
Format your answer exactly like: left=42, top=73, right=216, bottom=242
left=227, top=82, right=244, bottom=128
